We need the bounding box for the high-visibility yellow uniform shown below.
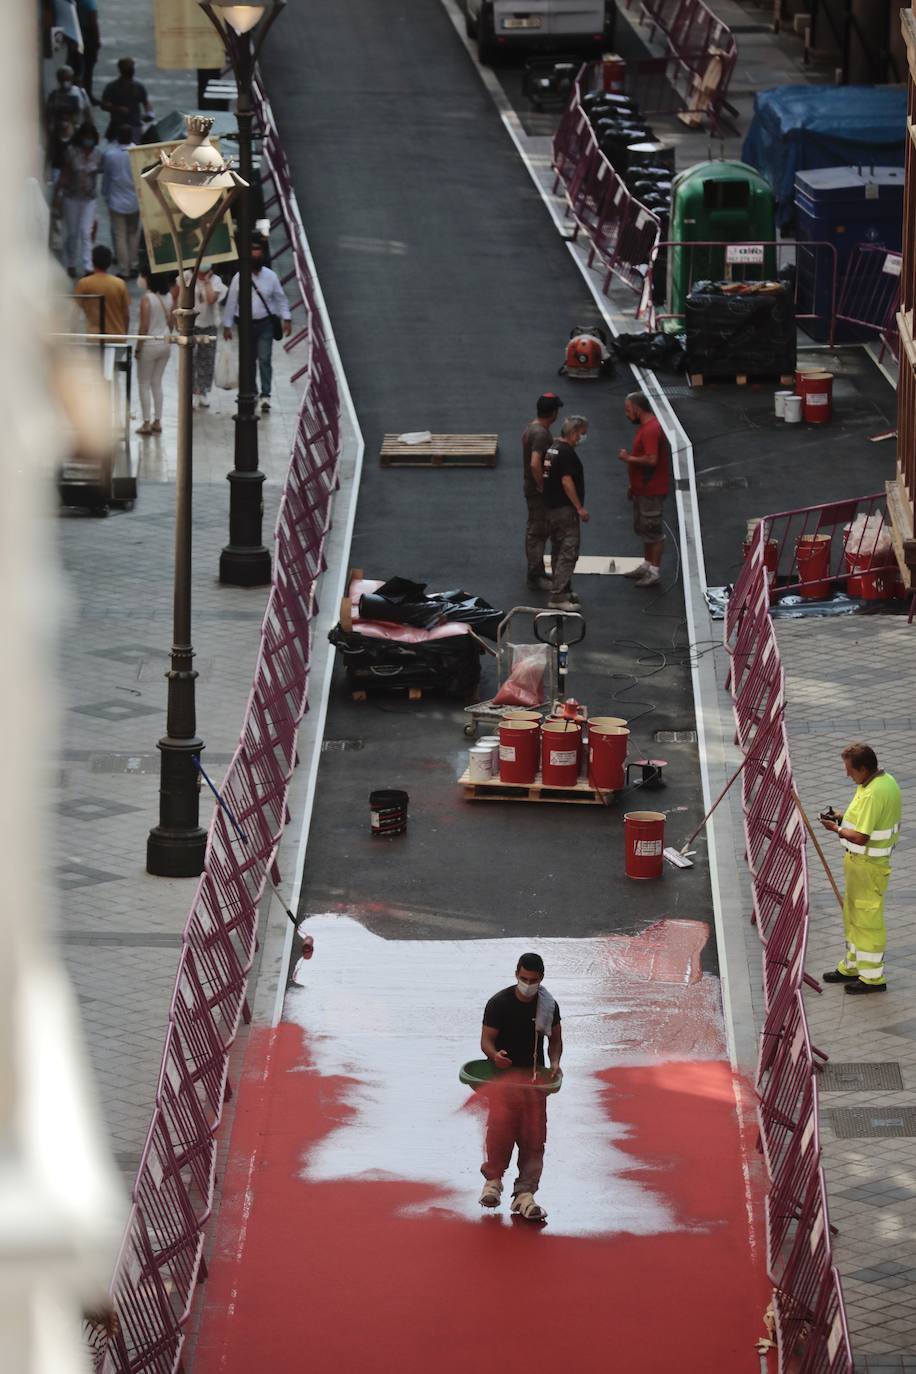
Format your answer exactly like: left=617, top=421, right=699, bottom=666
left=836, top=771, right=902, bottom=985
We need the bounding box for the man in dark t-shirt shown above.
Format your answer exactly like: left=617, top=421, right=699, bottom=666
left=522, top=391, right=562, bottom=590
left=100, top=57, right=152, bottom=142
left=478, top=952, right=562, bottom=1221
left=543, top=414, right=590, bottom=612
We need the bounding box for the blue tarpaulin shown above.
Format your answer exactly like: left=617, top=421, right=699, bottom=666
left=742, top=86, right=906, bottom=226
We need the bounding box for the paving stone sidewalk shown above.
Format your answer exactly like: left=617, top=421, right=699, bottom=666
left=51, top=0, right=308, bottom=1188
left=778, top=617, right=916, bottom=1369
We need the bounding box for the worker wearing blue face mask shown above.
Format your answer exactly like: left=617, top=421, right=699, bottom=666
left=478, top=953, right=562, bottom=1221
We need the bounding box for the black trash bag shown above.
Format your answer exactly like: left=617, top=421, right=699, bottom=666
left=328, top=624, right=482, bottom=699
left=612, top=331, right=686, bottom=372
left=357, top=578, right=502, bottom=639
left=684, top=281, right=796, bottom=378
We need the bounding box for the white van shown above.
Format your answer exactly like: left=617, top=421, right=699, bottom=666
left=465, top=0, right=616, bottom=65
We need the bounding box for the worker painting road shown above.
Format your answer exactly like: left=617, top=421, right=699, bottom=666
left=193, top=917, right=770, bottom=1372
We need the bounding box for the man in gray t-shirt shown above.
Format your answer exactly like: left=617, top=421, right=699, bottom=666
left=522, top=392, right=562, bottom=590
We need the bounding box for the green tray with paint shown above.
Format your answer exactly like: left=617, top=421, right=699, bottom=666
left=459, top=1059, right=563, bottom=1093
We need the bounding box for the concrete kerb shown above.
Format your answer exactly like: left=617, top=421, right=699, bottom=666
left=438, top=0, right=758, bottom=1075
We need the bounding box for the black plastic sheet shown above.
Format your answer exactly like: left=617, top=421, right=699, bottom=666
left=357, top=578, right=502, bottom=639
left=328, top=625, right=482, bottom=699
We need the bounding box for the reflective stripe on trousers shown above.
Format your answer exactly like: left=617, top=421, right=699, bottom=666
left=837, top=853, right=890, bottom=984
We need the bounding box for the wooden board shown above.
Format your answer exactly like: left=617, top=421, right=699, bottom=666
left=380, top=434, right=498, bottom=468
left=689, top=373, right=794, bottom=388
left=459, top=769, right=608, bottom=806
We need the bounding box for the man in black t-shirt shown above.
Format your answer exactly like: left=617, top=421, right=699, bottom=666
left=521, top=392, right=562, bottom=590
left=478, top=953, right=562, bottom=1221
left=543, top=414, right=590, bottom=612
left=100, top=57, right=152, bottom=142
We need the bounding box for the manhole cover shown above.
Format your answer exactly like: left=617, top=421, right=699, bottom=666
left=829, top=1107, right=916, bottom=1137
left=654, top=729, right=697, bottom=743
left=818, top=1062, right=904, bottom=1092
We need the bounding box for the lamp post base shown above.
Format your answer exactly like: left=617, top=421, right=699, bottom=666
left=219, top=541, right=272, bottom=586
left=146, top=823, right=208, bottom=878
left=219, top=467, right=272, bottom=586
left=146, top=733, right=208, bottom=877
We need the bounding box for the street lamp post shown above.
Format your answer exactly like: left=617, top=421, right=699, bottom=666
left=144, top=116, right=246, bottom=878
left=199, top=0, right=285, bottom=588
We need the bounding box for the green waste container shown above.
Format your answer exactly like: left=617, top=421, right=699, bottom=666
left=667, top=161, right=777, bottom=318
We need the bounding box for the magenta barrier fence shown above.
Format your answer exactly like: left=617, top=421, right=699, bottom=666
left=725, top=510, right=855, bottom=1371
left=624, top=0, right=738, bottom=131
left=834, top=242, right=902, bottom=361
left=552, top=68, right=661, bottom=313
left=94, top=77, right=344, bottom=1374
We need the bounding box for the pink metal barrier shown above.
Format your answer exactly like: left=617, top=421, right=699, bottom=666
left=726, top=512, right=856, bottom=1372
left=625, top=0, right=738, bottom=131
left=835, top=242, right=902, bottom=359
left=552, top=69, right=661, bottom=314
left=95, top=76, right=346, bottom=1374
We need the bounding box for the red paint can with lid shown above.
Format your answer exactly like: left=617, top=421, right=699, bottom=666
left=795, top=533, right=831, bottom=600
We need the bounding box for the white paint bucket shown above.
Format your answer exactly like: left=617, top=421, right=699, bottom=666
left=468, top=747, right=493, bottom=782
left=783, top=395, right=803, bottom=424
left=774, top=390, right=793, bottom=418
left=478, top=736, right=500, bottom=773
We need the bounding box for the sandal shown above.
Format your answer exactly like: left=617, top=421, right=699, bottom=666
left=136, top=422, right=152, bottom=435
left=510, top=1191, right=546, bottom=1222
left=151, top=420, right=162, bottom=433
left=479, top=1179, right=503, bottom=1209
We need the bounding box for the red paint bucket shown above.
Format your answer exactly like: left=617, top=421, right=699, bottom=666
left=843, top=550, right=895, bottom=601
left=601, top=53, right=627, bottom=92
left=588, top=724, right=629, bottom=791
left=624, top=811, right=666, bottom=879
left=498, top=720, right=539, bottom=784
left=541, top=720, right=582, bottom=787
left=795, top=533, right=831, bottom=600
left=799, top=371, right=833, bottom=424
left=587, top=716, right=627, bottom=730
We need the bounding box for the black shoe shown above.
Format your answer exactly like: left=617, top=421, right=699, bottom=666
left=527, top=575, right=552, bottom=591
left=822, top=969, right=859, bottom=983
left=845, top=980, right=887, bottom=995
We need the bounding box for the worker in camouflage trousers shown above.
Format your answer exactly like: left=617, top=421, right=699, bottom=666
left=820, top=741, right=901, bottom=994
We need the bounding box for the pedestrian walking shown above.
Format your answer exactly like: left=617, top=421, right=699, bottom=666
left=74, top=243, right=130, bottom=338
left=543, top=414, right=589, bottom=612
left=100, top=56, right=152, bottom=142
left=75, top=0, right=102, bottom=105
left=45, top=65, right=91, bottom=184
left=522, top=391, right=562, bottom=592
left=135, top=271, right=175, bottom=436
left=55, top=123, right=101, bottom=277
left=193, top=263, right=228, bottom=408
left=478, top=953, right=562, bottom=1222
left=617, top=391, right=670, bottom=588
left=222, top=236, right=291, bottom=413
left=100, top=125, right=139, bottom=278
left=819, top=742, right=902, bottom=994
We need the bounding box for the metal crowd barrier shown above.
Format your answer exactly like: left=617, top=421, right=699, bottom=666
left=552, top=68, right=661, bottom=314
left=624, top=0, right=738, bottom=131
left=834, top=241, right=902, bottom=361
left=93, top=77, right=344, bottom=1374
left=725, top=514, right=856, bottom=1372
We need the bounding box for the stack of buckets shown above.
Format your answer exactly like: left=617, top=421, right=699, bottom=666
left=492, top=710, right=666, bottom=880
left=774, top=367, right=833, bottom=426
left=495, top=711, right=631, bottom=791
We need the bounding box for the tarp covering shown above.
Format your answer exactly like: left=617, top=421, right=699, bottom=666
left=742, top=86, right=906, bottom=226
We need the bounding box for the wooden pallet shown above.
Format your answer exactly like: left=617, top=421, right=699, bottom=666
left=689, top=372, right=795, bottom=388
left=458, top=769, right=608, bottom=806
left=380, top=434, right=498, bottom=468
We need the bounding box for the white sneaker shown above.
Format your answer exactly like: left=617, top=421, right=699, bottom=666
left=635, top=568, right=661, bottom=587
left=624, top=562, right=650, bottom=580
left=198, top=392, right=210, bottom=409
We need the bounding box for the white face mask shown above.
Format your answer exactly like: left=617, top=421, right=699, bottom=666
left=577, top=434, right=588, bottom=445
left=517, top=979, right=539, bottom=998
